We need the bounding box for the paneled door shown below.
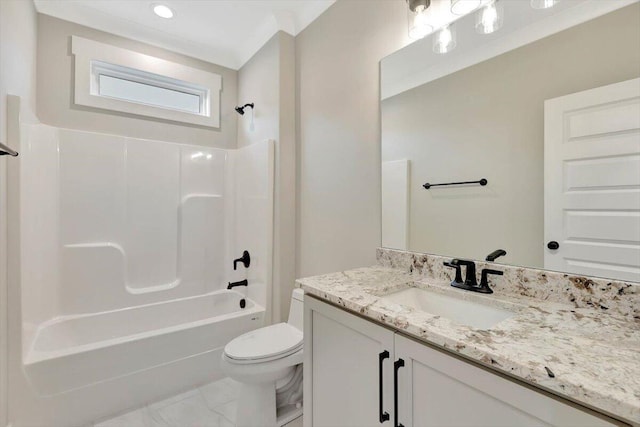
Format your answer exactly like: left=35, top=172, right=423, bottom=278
left=544, top=78, right=640, bottom=281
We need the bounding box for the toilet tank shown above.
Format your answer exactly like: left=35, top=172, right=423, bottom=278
left=287, top=288, right=304, bottom=331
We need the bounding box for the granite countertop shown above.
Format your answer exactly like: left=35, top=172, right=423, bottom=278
left=296, top=266, right=640, bottom=425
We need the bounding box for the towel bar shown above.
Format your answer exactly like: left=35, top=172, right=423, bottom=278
left=423, top=178, right=487, bottom=189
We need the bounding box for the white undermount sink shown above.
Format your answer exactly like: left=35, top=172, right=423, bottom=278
left=382, top=287, right=516, bottom=329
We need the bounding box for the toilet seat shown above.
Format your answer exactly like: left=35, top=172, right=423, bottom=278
left=224, top=323, right=303, bottom=364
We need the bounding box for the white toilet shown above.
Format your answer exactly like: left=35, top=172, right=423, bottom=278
left=221, top=289, right=304, bottom=427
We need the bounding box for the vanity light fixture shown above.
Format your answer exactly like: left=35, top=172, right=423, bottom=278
left=476, top=0, right=504, bottom=34
left=433, top=24, right=457, bottom=54
left=407, top=0, right=433, bottom=40
left=409, top=5, right=433, bottom=39
left=530, top=0, right=558, bottom=9
left=152, top=4, right=174, bottom=19
left=450, top=0, right=481, bottom=16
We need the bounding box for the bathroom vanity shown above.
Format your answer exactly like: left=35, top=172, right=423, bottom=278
left=359, top=3, right=640, bottom=425
left=298, top=250, right=640, bottom=427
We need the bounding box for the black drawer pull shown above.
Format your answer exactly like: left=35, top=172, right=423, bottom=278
left=394, top=358, right=405, bottom=427
left=379, top=350, right=390, bottom=423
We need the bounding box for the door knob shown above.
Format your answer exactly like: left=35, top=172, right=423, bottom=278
left=547, top=241, right=560, bottom=250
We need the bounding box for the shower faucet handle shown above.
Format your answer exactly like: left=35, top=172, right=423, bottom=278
left=233, top=251, right=251, bottom=270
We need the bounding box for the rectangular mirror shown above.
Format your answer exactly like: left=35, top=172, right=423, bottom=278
left=380, top=0, right=640, bottom=282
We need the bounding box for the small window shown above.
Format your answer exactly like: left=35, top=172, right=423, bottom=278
left=72, top=36, right=222, bottom=128
left=92, top=61, right=208, bottom=115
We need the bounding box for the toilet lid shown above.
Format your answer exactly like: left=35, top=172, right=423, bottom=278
left=224, top=323, right=303, bottom=362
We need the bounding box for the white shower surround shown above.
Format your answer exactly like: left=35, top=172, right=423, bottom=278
left=13, top=116, right=275, bottom=426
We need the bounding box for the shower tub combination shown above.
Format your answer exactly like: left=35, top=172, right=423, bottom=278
left=9, top=105, right=275, bottom=427
left=25, top=290, right=264, bottom=396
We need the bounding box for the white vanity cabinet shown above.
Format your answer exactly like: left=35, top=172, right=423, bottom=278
left=304, top=296, right=618, bottom=427
left=303, top=294, right=395, bottom=426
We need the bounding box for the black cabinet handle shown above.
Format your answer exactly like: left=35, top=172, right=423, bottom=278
left=394, top=358, right=405, bottom=427
left=547, top=241, right=560, bottom=250
left=379, top=351, right=390, bottom=423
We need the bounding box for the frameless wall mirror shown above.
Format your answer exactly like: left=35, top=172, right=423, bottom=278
left=380, top=0, right=640, bottom=282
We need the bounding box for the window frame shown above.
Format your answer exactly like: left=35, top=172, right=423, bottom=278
left=72, top=36, right=222, bottom=128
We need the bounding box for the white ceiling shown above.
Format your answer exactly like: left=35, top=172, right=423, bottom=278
left=34, top=0, right=336, bottom=70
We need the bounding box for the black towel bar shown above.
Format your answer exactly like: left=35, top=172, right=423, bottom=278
left=423, top=178, right=487, bottom=189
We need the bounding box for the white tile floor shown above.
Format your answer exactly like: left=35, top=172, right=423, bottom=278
left=93, top=377, right=302, bottom=427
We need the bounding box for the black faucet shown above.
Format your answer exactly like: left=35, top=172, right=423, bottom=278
left=443, top=259, right=502, bottom=294
left=486, top=249, right=507, bottom=262
left=233, top=251, right=251, bottom=270
left=228, top=279, right=248, bottom=290
left=479, top=269, right=503, bottom=293
left=455, top=259, right=478, bottom=288
left=443, top=261, right=463, bottom=285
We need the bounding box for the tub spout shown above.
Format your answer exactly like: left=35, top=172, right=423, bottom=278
left=228, top=279, right=248, bottom=290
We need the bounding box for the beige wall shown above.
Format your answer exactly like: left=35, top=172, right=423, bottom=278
left=295, top=0, right=408, bottom=278
left=0, top=1, right=38, bottom=425
left=37, top=14, right=238, bottom=148
left=238, top=32, right=296, bottom=321
left=238, top=34, right=280, bottom=148
left=277, top=33, right=296, bottom=319
left=382, top=4, right=640, bottom=268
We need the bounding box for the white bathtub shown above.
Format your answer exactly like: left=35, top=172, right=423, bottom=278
left=24, top=290, right=265, bottom=397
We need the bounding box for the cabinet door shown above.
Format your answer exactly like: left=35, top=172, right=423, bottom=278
left=304, top=297, right=395, bottom=427
left=394, top=334, right=616, bottom=427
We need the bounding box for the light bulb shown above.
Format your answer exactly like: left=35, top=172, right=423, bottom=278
left=531, top=0, right=558, bottom=9
left=450, top=0, right=481, bottom=16
left=408, top=5, right=433, bottom=40
left=433, top=24, right=456, bottom=54
left=475, top=1, right=503, bottom=34
left=152, top=4, right=174, bottom=19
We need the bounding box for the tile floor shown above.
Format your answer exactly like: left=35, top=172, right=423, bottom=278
left=93, top=377, right=302, bottom=427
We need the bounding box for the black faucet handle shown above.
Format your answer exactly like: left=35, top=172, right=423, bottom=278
left=443, top=262, right=463, bottom=284
left=479, top=268, right=503, bottom=293
left=483, top=268, right=503, bottom=276
left=233, top=250, right=251, bottom=270
left=486, top=249, right=507, bottom=262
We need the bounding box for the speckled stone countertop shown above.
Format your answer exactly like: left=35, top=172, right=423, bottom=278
left=296, top=249, right=640, bottom=425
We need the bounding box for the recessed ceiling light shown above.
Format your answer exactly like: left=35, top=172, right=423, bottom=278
left=152, top=4, right=174, bottom=19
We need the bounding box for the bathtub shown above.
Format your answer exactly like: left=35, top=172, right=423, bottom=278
left=24, top=289, right=265, bottom=397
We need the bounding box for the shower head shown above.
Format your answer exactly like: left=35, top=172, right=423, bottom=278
left=235, top=103, right=254, bottom=115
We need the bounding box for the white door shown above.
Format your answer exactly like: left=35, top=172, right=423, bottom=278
left=544, top=78, right=640, bottom=282
left=394, top=334, right=614, bottom=427
left=304, top=297, right=395, bottom=427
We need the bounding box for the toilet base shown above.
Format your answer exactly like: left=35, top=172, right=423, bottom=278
left=276, top=403, right=303, bottom=426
